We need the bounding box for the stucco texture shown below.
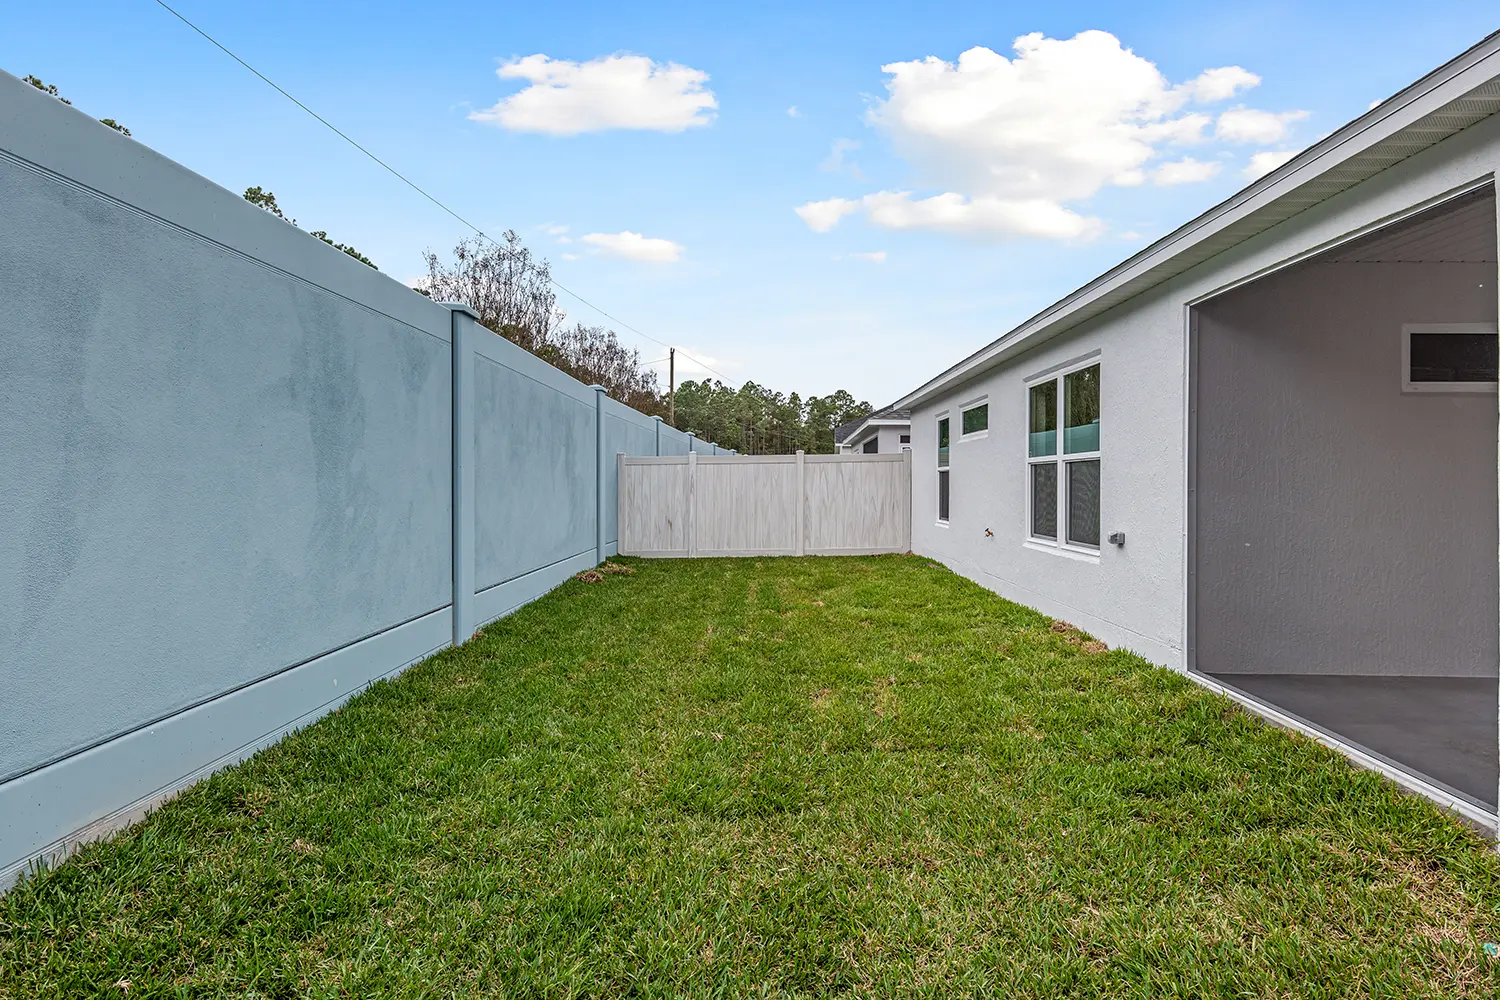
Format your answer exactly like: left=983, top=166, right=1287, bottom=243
left=0, top=156, right=453, bottom=783
left=472, top=357, right=596, bottom=591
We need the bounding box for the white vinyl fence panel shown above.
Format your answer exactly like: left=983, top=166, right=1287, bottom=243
left=618, top=451, right=911, bottom=558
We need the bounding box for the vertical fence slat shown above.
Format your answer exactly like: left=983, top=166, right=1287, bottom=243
left=795, top=450, right=806, bottom=557
left=617, top=453, right=910, bottom=558
left=686, top=451, right=698, bottom=558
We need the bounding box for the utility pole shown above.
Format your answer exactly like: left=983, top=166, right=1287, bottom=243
left=668, top=347, right=675, bottom=427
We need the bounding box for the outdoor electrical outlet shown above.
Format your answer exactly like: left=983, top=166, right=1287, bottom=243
left=1108, top=532, right=1125, bottom=546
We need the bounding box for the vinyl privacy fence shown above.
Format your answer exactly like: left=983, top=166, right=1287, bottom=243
left=0, top=71, right=727, bottom=888
left=618, top=452, right=912, bottom=558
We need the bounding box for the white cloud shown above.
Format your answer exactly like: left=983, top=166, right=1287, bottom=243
left=849, top=251, right=888, bottom=262
left=1152, top=157, right=1221, bottom=186
left=1243, top=149, right=1300, bottom=179
left=786, top=105, right=802, bottom=118
left=470, top=53, right=717, bottom=134
left=1182, top=66, right=1260, bottom=103
left=868, top=34, right=1250, bottom=201
left=1216, top=107, right=1309, bottom=144
left=821, top=138, right=862, bottom=175
left=537, top=223, right=569, bottom=236
left=560, top=252, right=580, bottom=261
left=794, top=197, right=861, bottom=233
left=580, top=230, right=685, bottom=263
left=797, top=190, right=1102, bottom=240
left=1118, top=230, right=1144, bottom=240
left=843, top=31, right=1282, bottom=239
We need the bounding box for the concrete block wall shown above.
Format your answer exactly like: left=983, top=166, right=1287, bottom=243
left=0, top=70, right=714, bottom=887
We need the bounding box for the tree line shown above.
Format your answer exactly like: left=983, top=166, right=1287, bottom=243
left=30, top=72, right=874, bottom=453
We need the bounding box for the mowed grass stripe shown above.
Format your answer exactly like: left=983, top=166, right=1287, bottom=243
left=2, top=555, right=1498, bottom=998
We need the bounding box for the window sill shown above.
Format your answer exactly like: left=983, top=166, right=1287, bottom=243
left=1023, top=539, right=1100, bottom=564
left=935, top=520, right=950, bottom=528
left=958, top=430, right=989, bottom=442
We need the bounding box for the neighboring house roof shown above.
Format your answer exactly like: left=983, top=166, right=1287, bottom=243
left=892, top=29, right=1500, bottom=411
left=835, top=407, right=911, bottom=445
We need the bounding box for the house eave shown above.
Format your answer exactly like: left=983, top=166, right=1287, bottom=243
left=892, top=29, right=1500, bottom=412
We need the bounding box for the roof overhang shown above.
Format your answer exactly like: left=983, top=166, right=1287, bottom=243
left=892, top=30, right=1500, bottom=412
left=835, top=415, right=911, bottom=444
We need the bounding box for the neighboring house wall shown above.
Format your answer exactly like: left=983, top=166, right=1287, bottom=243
left=1195, top=259, right=1497, bottom=677
left=845, top=423, right=911, bottom=454
left=910, top=108, right=1500, bottom=670
left=0, top=72, right=668, bottom=887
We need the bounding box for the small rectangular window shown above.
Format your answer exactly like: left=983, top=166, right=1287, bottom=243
left=961, top=402, right=988, bottom=435
left=1403, top=325, right=1498, bottom=392
left=900, top=434, right=911, bottom=444
left=862, top=438, right=878, bottom=454
left=937, top=470, right=950, bottom=522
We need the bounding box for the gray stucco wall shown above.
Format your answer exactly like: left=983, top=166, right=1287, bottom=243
left=909, top=108, right=1500, bottom=672
left=0, top=149, right=454, bottom=785
left=1195, top=260, right=1498, bottom=677
left=0, top=70, right=667, bottom=886
left=602, top=399, right=661, bottom=546
left=659, top=424, right=693, bottom=456
left=473, top=353, right=597, bottom=592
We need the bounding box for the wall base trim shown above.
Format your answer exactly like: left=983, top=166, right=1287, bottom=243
left=0, top=606, right=453, bottom=892
left=474, top=550, right=597, bottom=628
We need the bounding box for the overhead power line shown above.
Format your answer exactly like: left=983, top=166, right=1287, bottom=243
left=151, top=0, right=737, bottom=387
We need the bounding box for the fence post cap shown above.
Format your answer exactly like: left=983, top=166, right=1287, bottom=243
left=652, top=415, right=664, bottom=422
left=435, top=302, right=482, bottom=321
left=587, top=384, right=606, bottom=392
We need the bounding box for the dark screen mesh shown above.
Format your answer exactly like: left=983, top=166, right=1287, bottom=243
left=1067, top=460, right=1100, bottom=547
left=1410, top=332, right=1498, bottom=383
left=938, top=470, right=950, bottom=521
left=1031, top=463, right=1056, bottom=539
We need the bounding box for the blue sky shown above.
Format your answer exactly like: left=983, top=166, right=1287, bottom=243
left=5, top=1, right=1496, bottom=404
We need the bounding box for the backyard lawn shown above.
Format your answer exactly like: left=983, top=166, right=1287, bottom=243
left=3, top=555, right=1500, bottom=998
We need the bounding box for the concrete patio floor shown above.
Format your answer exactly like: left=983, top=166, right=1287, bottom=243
left=1208, top=673, right=1497, bottom=808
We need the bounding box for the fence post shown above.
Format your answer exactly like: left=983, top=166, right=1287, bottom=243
left=591, top=385, right=606, bottom=565
left=686, top=449, right=697, bottom=558
left=795, top=450, right=806, bottom=557
left=687, top=431, right=696, bottom=453
left=442, top=303, right=479, bottom=647
left=616, top=452, right=627, bottom=555
left=652, top=415, right=663, bottom=456
left=902, top=448, right=913, bottom=551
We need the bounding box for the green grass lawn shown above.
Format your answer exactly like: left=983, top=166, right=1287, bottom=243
left=4, top=555, right=1500, bottom=998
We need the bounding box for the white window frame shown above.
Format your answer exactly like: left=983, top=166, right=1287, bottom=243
left=1024, top=357, right=1100, bottom=557
left=1401, top=323, right=1499, bottom=393
left=935, top=410, right=950, bottom=526
left=958, top=395, right=990, bottom=441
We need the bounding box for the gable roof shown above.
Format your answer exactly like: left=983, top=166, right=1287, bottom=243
left=834, top=406, right=911, bottom=444
left=892, top=30, right=1500, bottom=411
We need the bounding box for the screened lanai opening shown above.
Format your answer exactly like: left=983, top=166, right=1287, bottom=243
left=1191, top=185, right=1499, bottom=811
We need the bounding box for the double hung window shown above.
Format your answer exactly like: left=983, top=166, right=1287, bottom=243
left=1027, top=362, right=1099, bottom=549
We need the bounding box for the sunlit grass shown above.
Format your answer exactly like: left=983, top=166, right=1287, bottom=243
left=3, top=555, right=1499, bottom=998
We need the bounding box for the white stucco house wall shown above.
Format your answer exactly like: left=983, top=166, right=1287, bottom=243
left=891, top=32, right=1500, bottom=830
left=835, top=407, right=911, bottom=454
